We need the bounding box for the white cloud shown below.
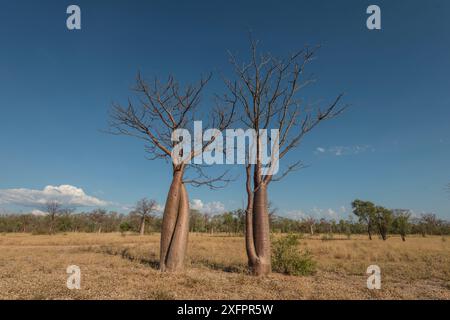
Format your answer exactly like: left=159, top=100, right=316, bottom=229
left=31, top=209, right=48, bottom=216
left=0, top=185, right=109, bottom=208
left=326, top=208, right=338, bottom=219
left=282, top=207, right=344, bottom=220
left=155, top=203, right=164, bottom=212
left=283, top=210, right=307, bottom=220
left=190, top=199, right=225, bottom=215
left=315, top=145, right=374, bottom=156
left=312, top=206, right=323, bottom=216
left=190, top=199, right=204, bottom=211
left=316, top=147, right=326, bottom=153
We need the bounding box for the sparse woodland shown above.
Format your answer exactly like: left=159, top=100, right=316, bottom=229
left=2, top=39, right=449, bottom=281
left=1, top=207, right=448, bottom=236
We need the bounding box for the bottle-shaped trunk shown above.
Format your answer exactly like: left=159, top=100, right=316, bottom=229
left=139, top=217, right=145, bottom=236
left=251, top=184, right=271, bottom=276
left=159, top=170, right=190, bottom=272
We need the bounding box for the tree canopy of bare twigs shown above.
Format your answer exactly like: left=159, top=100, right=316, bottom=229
left=224, top=37, right=347, bottom=275
left=132, top=198, right=157, bottom=235
left=109, top=72, right=235, bottom=271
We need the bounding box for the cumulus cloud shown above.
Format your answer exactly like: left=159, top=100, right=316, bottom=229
left=312, top=206, right=324, bottom=216
left=326, top=208, right=338, bottom=219
left=31, top=209, right=48, bottom=216
left=0, top=185, right=109, bottom=208
left=284, top=210, right=307, bottom=220
left=190, top=199, right=225, bottom=215
left=154, top=203, right=164, bottom=212
left=282, top=207, right=343, bottom=220
left=315, top=145, right=374, bottom=156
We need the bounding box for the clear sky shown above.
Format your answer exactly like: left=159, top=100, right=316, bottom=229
left=0, top=0, right=449, bottom=219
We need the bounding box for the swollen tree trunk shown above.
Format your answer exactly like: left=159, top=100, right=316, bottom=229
left=245, top=168, right=257, bottom=270
left=159, top=169, right=190, bottom=272
left=245, top=162, right=271, bottom=276
left=49, top=216, right=55, bottom=234
left=139, top=217, right=145, bottom=236
left=251, top=184, right=271, bottom=276
left=368, top=227, right=372, bottom=240
left=165, top=183, right=189, bottom=271
left=401, top=234, right=406, bottom=241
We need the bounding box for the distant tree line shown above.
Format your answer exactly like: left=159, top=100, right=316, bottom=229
left=0, top=199, right=449, bottom=237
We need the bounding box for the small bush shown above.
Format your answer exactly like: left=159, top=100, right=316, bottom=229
left=119, top=221, right=132, bottom=234
left=151, top=289, right=176, bottom=300
left=321, top=233, right=334, bottom=241
left=272, top=234, right=316, bottom=276
left=345, top=230, right=352, bottom=240
left=31, top=225, right=51, bottom=235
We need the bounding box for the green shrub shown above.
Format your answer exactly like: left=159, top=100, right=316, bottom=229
left=271, top=234, right=316, bottom=276
left=321, top=233, right=334, bottom=241
left=119, top=221, right=132, bottom=233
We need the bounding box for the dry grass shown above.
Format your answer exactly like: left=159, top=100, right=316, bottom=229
left=0, top=232, right=449, bottom=300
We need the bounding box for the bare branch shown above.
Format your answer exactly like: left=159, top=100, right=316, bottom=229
left=183, top=166, right=235, bottom=190
left=225, top=39, right=346, bottom=184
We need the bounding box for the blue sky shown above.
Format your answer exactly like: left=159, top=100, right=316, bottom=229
left=0, top=0, right=449, bottom=219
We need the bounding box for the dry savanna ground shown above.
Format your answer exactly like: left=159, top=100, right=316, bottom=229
left=0, top=232, right=449, bottom=300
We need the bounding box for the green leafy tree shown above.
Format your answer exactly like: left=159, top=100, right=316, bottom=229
left=374, top=206, right=393, bottom=241
left=189, top=209, right=205, bottom=233
left=351, top=200, right=377, bottom=240
left=392, top=209, right=411, bottom=241
left=119, top=221, right=132, bottom=233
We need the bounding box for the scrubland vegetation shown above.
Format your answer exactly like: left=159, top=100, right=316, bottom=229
left=2, top=200, right=448, bottom=300
left=1, top=208, right=448, bottom=237
left=0, top=232, right=448, bottom=299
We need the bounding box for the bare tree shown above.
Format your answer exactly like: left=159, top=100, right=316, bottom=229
left=109, top=73, right=234, bottom=272
left=45, top=200, right=61, bottom=233
left=304, top=216, right=316, bottom=236
left=133, top=198, right=157, bottom=235
left=225, top=38, right=346, bottom=275
left=90, top=209, right=107, bottom=233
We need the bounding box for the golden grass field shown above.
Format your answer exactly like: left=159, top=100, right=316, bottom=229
left=0, top=232, right=449, bottom=300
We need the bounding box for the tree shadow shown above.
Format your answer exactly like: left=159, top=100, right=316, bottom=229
left=94, top=246, right=160, bottom=270
left=119, top=248, right=160, bottom=270
left=93, top=245, right=246, bottom=274
left=191, top=258, right=247, bottom=274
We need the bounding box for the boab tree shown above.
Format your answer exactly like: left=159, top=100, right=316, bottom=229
left=133, top=198, right=157, bottom=235
left=90, top=209, right=107, bottom=233
left=225, top=40, right=346, bottom=275
left=43, top=200, right=74, bottom=234
left=45, top=200, right=61, bottom=234
left=109, top=73, right=234, bottom=271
